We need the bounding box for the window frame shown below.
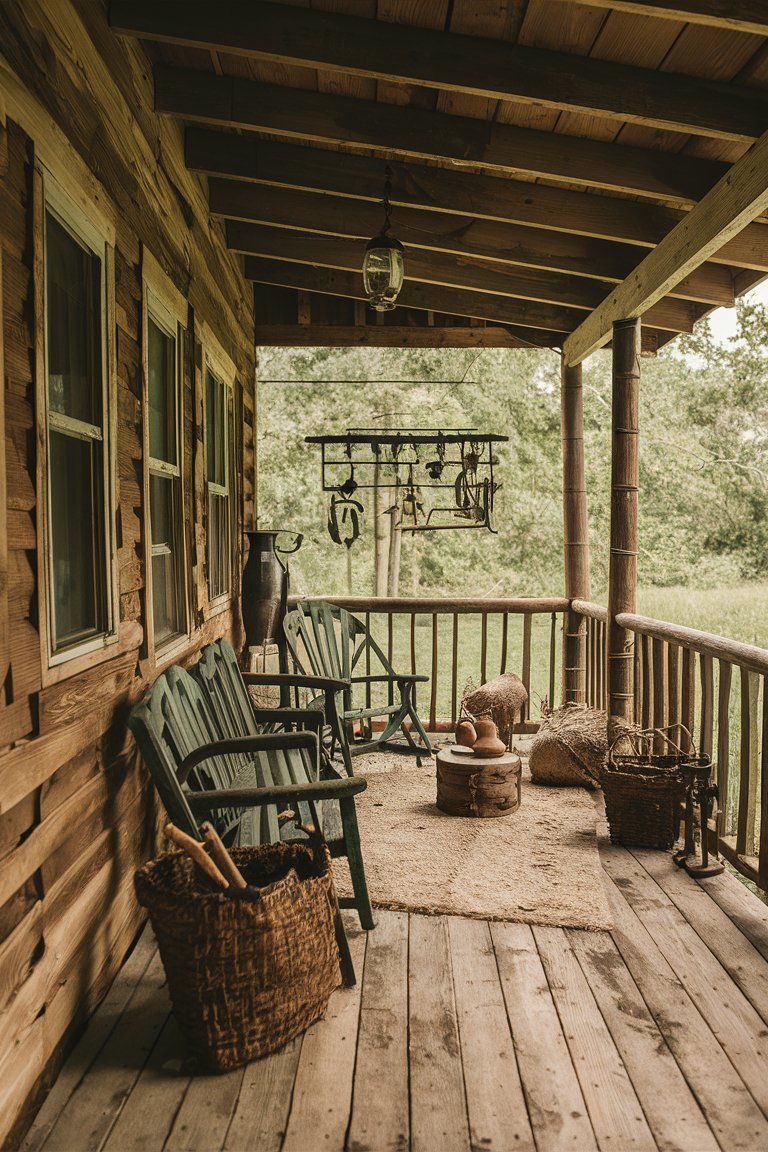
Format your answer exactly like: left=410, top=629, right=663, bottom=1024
left=36, top=170, right=120, bottom=678
left=142, top=254, right=191, bottom=666
left=201, top=328, right=237, bottom=615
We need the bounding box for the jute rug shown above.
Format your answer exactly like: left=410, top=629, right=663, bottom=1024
left=334, top=750, right=612, bottom=931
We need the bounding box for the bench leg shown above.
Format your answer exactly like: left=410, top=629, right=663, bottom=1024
left=340, top=795, right=376, bottom=931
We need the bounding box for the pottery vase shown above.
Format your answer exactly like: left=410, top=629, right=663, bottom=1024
left=472, top=717, right=506, bottom=758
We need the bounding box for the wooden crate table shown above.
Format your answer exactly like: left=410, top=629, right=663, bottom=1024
left=436, top=746, right=521, bottom=818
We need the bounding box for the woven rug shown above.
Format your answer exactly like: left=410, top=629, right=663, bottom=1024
left=334, top=749, right=611, bottom=931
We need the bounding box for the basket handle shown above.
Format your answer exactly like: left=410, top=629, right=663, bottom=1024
left=608, top=723, right=697, bottom=766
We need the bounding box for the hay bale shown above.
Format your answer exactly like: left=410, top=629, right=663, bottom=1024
left=462, top=673, right=528, bottom=748
left=529, top=704, right=631, bottom=788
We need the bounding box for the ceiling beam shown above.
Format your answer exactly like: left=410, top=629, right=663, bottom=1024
left=155, top=67, right=728, bottom=206
left=564, top=128, right=768, bottom=365
left=214, top=180, right=735, bottom=307
left=189, top=131, right=768, bottom=270
left=551, top=0, right=768, bottom=37
left=113, top=1, right=768, bottom=142
left=245, top=257, right=693, bottom=336
left=254, top=323, right=562, bottom=349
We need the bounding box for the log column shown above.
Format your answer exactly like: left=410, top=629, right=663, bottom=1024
left=607, top=318, right=641, bottom=739
left=561, top=356, right=590, bottom=703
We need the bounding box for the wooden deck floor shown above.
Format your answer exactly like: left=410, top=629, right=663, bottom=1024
left=20, top=841, right=768, bottom=1152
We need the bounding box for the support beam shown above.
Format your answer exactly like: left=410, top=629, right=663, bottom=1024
left=244, top=257, right=693, bottom=336
left=216, top=183, right=736, bottom=306
left=607, top=319, right=640, bottom=736
left=155, top=67, right=730, bottom=206
left=190, top=133, right=768, bottom=273
left=112, top=2, right=768, bottom=141
left=564, top=127, right=768, bottom=365
left=554, top=0, right=768, bottom=37
left=561, top=358, right=590, bottom=705
left=254, top=325, right=556, bottom=349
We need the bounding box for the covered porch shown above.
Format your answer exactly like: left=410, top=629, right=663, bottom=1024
left=3, top=1, right=768, bottom=1149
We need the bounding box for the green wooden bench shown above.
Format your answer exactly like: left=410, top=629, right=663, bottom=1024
left=283, top=600, right=433, bottom=770
left=129, top=638, right=375, bottom=929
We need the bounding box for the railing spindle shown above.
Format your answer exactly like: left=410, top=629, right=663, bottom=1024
left=641, top=634, right=652, bottom=731
left=699, top=653, right=714, bottom=759
left=549, top=612, right=556, bottom=709
left=451, top=613, right=459, bottom=726
left=365, top=610, right=372, bottom=713
left=410, top=613, right=417, bottom=676
left=429, top=613, right=438, bottom=732
left=759, top=679, right=768, bottom=890
left=522, top=614, right=532, bottom=724
left=500, top=613, right=508, bottom=674
left=387, top=612, right=394, bottom=708
left=717, top=660, right=732, bottom=838
left=481, top=613, right=488, bottom=685
left=680, top=647, right=693, bottom=752
left=667, top=643, right=680, bottom=738
left=652, top=639, right=666, bottom=751
left=737, top=668, right=758, bottom=858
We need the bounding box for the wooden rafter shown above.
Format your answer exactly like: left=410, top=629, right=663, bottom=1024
left=155, top=68, right=729, bottom=205
left=554, top=0, right=768, bottom=37
left=216, top=183, right=735, bottom=307
left=231, top=223, right=700, bottom=331
left=254, top=324, right=560, bottom=349
left=564, top=128, right=768, bottom=365
left=244, top=257, right=694, bottom=336
left=112, top=1, right=768, bottom=141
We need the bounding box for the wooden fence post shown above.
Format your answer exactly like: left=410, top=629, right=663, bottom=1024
left=561, top=356, right=590, bottom=703
left=607, top=318, right=640, bottom=739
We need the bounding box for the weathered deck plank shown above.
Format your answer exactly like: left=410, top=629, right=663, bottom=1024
left=21, top=848, right=768, bottom=1152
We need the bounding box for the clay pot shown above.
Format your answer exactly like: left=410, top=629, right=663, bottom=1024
left=455, top=719, right=477, bottom=747
left=472, top=717, right=506, bottom=758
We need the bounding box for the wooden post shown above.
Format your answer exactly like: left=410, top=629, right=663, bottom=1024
left=607, top=318, right=640, bottom=740
left=561, top=356, right=590, bottom=703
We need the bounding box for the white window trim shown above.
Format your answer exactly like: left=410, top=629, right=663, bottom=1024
left=201, top=325, right=237, bottom=613
left=142, top=255, right=192, bottom=665
left=37, top=168, right=119, bottom=675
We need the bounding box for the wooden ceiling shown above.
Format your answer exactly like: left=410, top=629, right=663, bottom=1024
left=108, top=0, right=768, bottom=358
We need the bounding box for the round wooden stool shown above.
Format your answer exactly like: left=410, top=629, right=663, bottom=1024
left=436, top=746, right=522, bottom=818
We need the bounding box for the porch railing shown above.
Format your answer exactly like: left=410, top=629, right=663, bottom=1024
left=299, top=597, right=568, bottom=731
left=574, top=598, right=768, bottom=891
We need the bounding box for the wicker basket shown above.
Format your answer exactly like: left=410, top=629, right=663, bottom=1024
left=134, top=839, right=341, bottom=1072
left=602, top=728, right=706, bottom=849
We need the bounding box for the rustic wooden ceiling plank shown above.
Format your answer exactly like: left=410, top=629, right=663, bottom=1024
left=156, top=67, right=729, bottom=204
left=190, top=135, right=768, bottom=276
left=215, top=181, right=734, bottom=306
left=244, top=255, right=692, bottom=334
left=551, top=1, right=768, bottom=38
left=563, top=125, right=768, bottom=364
left=111, top=1, right=768, bottom=141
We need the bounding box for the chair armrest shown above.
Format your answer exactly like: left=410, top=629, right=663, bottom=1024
left=249, top=707, right=324, bottom=732
left=244, top=672, right=348, bottom=692
left=180, top=731, right=318, bottom=782
left=352, top=673, right=430, bottom=684
left=186, top=774, right=367, bottom=811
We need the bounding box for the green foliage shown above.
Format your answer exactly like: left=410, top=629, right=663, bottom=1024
left=257, top=299, right=768, bottom=598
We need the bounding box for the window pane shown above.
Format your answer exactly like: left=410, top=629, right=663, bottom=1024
left=205, top=370, right=226, bottom=487
left=150, top=472, right=184, bottom=643
left=208, top=492, right=230, bottom=599
left=46, top=212, right=102, bottom=425
left=148, top=318, right=176, bottom=464
left=50, top=430, right=104, bottom=647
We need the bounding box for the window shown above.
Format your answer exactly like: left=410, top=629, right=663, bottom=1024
left=147, top=302, right=187, bottom=647
left=44, top=199, right=113, bottom=657
left=205, top=365, right=233, bottom=600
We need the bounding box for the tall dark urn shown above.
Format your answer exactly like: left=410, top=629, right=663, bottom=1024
left=242, top=530, right=303, bottom=647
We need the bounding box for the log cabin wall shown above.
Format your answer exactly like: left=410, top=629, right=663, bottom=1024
left=0, top=2, right=256, bottom=1143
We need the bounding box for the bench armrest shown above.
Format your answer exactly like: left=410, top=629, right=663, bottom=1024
left=352, top=673, right=430, bottom=684
left=180, top=731, right=318, bottom=782
left=186, top=774, right=367, bottom=811
left=244, top=672, right=348, bottom=692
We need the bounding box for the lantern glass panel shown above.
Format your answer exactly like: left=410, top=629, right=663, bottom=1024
left=363, top=244, right=404, bottom=311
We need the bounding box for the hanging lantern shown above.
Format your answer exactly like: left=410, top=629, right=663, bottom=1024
left=362, top=166, right=405, bottom=311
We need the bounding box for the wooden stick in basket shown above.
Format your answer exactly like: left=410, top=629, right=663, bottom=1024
left=200, top=821, right=248, bottom=889
left=164, top=823, right=228, bottom=890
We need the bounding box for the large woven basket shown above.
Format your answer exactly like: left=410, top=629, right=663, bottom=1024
left=602, top=728, right=704, bottom=850
left=135, top=839, right=341, bottom=1072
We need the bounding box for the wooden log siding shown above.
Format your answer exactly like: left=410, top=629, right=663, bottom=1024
left=0, top=2, right=257, bottom=1143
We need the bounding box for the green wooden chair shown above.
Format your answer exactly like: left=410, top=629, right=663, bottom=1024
left=128, top=639, right=375, bottom=929
left=283, top=600, right=433, bottom=770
